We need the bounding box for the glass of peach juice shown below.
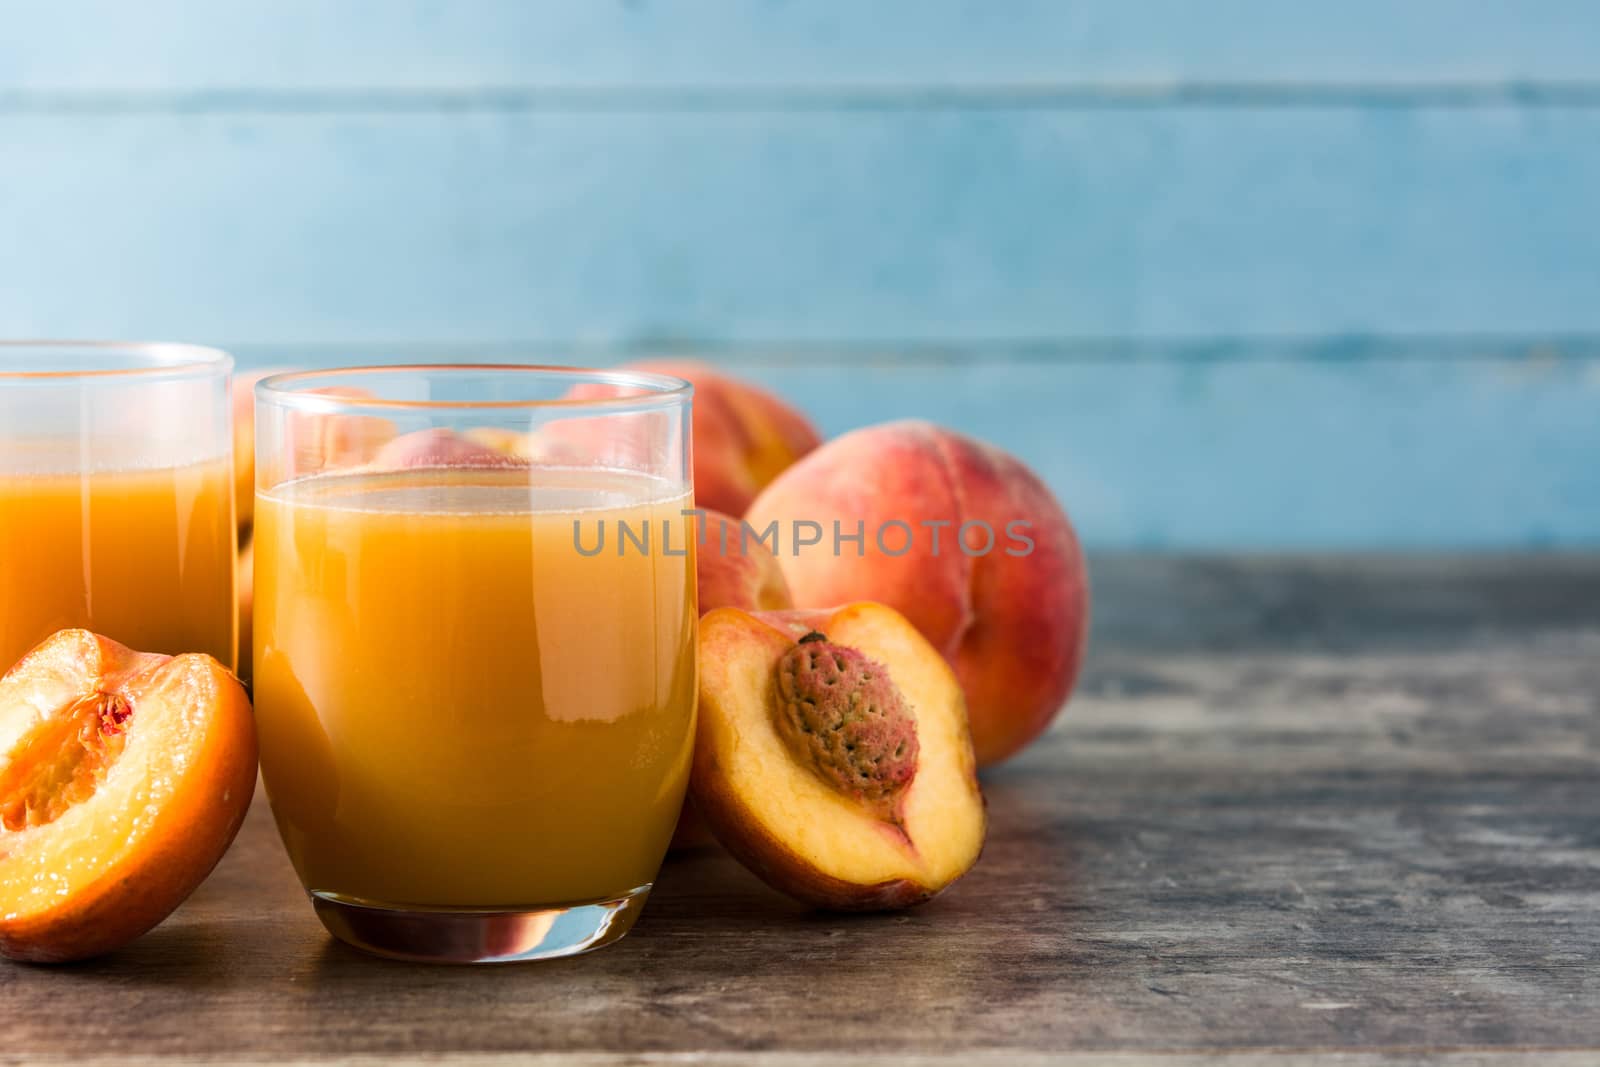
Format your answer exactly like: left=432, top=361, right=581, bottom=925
left=0, top=343, right=237, bottom=674
left=252, top=366, right=697, bottom=963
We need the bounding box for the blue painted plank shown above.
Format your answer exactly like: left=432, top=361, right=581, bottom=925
left=748, top=353, right=1600, bottom=550
left=2, top=107, right=1598, bottom=342
left=0, top=1, right=1597, bottom=91
left=230, top=343, right=1600, bottom=550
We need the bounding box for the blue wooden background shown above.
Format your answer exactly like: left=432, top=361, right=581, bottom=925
left=2, top=2, right=1597, bottom=548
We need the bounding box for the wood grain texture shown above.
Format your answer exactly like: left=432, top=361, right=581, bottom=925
left=2, top=0, right=1599, bottom=90
left=2, top=555, right=1596, bottom=1063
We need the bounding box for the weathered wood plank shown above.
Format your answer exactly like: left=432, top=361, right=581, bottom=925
left=2, top=0, right=1598, bottom=91
left=4, top=108, right=1600, bottom=343
left=1086, top=553, right=1600, bottom=649
left=13, top=1054, right=1600, bottom=1067
left=1, top=556, right=1596, bottom=1062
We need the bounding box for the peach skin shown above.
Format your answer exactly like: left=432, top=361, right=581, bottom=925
left=694, top=508, right=793, bottom=616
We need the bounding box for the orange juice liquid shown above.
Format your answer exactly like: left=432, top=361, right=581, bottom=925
left=0, top=455, right=237, bottom=673
left=253, top=466, right=697, bottom=908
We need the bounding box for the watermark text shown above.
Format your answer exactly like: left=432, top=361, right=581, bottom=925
left=573, top=509, right=1035, bottom=558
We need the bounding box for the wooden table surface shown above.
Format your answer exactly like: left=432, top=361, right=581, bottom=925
left=4, top=555, right=1597, bottom=1066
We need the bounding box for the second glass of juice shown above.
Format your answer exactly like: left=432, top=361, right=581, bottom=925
left=0, top=343, right=237, bottom=673
left=252, top=366, right=697, bottom=963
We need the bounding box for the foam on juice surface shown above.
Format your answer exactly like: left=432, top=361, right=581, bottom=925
left=265, top=465, right=684, bottom=516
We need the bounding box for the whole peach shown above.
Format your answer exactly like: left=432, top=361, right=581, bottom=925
left=625, top=360, right=821, bottom=516
left=744, top=420, right=1088, bottom=766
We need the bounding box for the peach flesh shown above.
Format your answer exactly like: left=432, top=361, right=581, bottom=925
left=1, top=691, right=133, bottom=831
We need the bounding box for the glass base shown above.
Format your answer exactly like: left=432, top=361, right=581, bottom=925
left=309, top=884, right=651, bottom=964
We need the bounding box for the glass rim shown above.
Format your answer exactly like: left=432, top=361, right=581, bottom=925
left=0, top=340, right=233, bottom=381
left=256, top=363, right=694, bottom=414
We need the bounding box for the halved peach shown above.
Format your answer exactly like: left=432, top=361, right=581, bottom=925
left=692, top=602, right=985, bottom=909
left=0, top=630, right=257, bottom=962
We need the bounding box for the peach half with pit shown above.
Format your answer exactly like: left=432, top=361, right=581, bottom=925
left=691, top=602, right=985, bottom=909
left=0, top=630, right=257, bottom=962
